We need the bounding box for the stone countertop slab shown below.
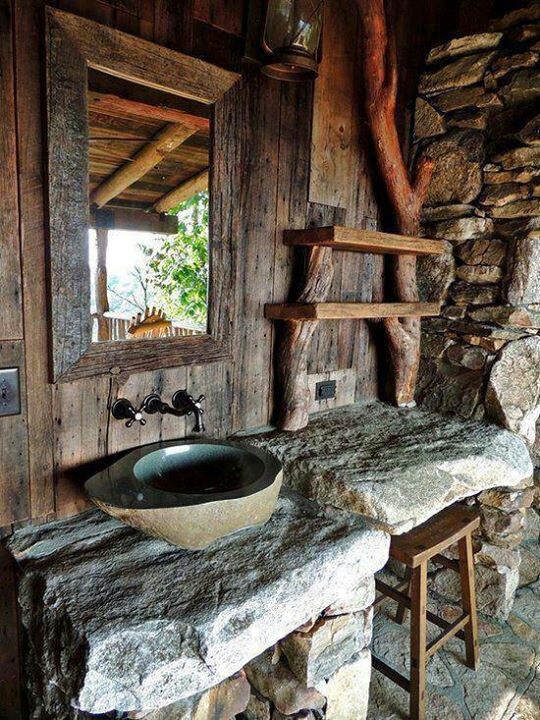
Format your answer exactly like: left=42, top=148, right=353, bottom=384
left=246, top=402, right=533, bottom=534
left=7, top=490, right=389, bottom=717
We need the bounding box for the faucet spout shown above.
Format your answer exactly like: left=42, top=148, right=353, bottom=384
left=142, top=391, right=206, bottom=433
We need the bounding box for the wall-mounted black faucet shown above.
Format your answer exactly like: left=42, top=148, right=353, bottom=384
left=111, top=390, right=205, bottom=433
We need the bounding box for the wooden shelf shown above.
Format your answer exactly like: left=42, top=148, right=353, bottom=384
left=284, top=226, right=444, bottom=256
left=265, top=302, right=440, bottom=321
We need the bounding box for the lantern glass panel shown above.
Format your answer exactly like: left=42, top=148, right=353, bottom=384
left=264, top=0, right=322, bottom=55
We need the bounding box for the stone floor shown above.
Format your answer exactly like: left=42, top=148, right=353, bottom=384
left=368, top=509, right=540, bottom=720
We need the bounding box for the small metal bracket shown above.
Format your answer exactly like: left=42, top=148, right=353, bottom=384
left=0, top=368, right=21, bottom=417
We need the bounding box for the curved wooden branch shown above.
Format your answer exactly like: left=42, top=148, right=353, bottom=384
left=274, top=247, right=334, bottom=430
left=355, top=0, right=434, bottom=405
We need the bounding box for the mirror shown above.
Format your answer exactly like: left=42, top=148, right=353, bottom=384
left=88, top=72, right=210, bottom=342
left=45, top=8, right=239, bottom=381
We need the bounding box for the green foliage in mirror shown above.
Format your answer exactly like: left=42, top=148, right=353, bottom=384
left=147, top=191, right=209, bottom=330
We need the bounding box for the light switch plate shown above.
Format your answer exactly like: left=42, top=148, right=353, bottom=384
left=0, top=367, right=21, bottom=417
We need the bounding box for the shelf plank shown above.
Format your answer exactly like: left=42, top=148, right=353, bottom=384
left=265, top=302, right=440, bottom=321
left=284, top=226, right=444, bottom=256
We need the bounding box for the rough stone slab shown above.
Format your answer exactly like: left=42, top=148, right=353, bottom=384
left=423, top=130, right=484, bottom=206
left=486, top=336, right=540, bottom=444
left=492, top=146, right=540, bottom=170
left=449, top=280, right=499, bottom=305
left=429, top=216, right=494, bottom=243
left=491, top=50, right=539, bottom=79
left=485, top=168, right=539, bottom=184
left=422, top=204, right=478, bottom=222
left=489, top=2, right=540, bottom=31
left=447, top=108, right=489, bottom=131
left=506, top=235, right=540, bottom=304
left=414, top=98, right=446, bottom=139
left=418, top=240, right=455, bottom=303
left=248, top=402, right=532, bottom=534
left=488, top=198, right=540, bottom=219
left=245, top=647, right=326, bottom=715
left=427, top=33, right=502, bottom=64
left=498, top=68, right=540, bottom=106
left=317, top=651, right=371, bottom=720
left=468, top=305, right=540, bottom=328
left=455, top=237, right=506, bottom=266
left=455, top=265, right=503, bottom=284
left=7, top=492, right=389, bottom=718
left=419, top=52, right=495, bottom=95
left=479, top=182, right=531, bottom=207
left=280, top=611, right=371, bottom=686
left=518, top=115, right=540, bottom=146
left=429, top=86, right=502, bottom=113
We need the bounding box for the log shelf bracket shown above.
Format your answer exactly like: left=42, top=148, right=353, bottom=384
left=266, top=227, right=442, bottom=431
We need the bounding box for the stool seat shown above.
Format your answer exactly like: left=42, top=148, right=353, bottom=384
left=373, top=503, right=481, bottom=720
left=391, top=505, right=480, bottom=567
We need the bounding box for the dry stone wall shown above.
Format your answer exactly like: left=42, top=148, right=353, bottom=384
left=414, top=3, right=540, bottom=499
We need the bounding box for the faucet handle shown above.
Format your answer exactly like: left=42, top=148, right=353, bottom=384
left=111, top=398, right=146, bottom=428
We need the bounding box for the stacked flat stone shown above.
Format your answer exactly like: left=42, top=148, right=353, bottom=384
left=7, top=491, right=389, bottom=720
left=414, top=3, right=540, bottom=511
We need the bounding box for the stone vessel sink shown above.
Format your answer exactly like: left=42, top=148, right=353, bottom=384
left=85, top=439, right=283, bottom=549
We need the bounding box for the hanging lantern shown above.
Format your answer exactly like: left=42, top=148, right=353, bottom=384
left=261, top=0, right=324, bottom=82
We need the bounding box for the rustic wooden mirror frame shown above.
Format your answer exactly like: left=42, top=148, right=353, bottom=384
left=45, top=8, right=240, bottom=382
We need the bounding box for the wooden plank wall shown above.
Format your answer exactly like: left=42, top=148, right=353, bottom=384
left=0, top=0, right=468, bottom=532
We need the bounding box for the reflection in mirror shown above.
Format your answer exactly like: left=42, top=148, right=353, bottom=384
left=87, top=71, right=210, bottom=342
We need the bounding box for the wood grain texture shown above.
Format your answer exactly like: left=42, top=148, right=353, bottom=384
left=284, top=226, right=445, bottom=256
left=89, top=207, right=179, bottom=233
left=309, top=0, right=380, bottom=226
left=88, top=89, right=210, bottom=127
left=0, top=0, right=23, bottom=340
left=273, top=247, right=335, bottom=431
left=0, top=341, right=29, bottom=525
left=355, top=0, right=435, bottom=407
left=14, top=0, right=56, bottom=520
left=91, top=122, right=199, bottom=207
left=151, top=167, right=209, bottom=211
left=193, top=0, right=245, bottom=36
left=48, top=7, right=239, bottom=104
left=46, top=8, right=93, bottom=379
left=266, top=302, right=440, bottom=321
left=46, top=8, right=237, bottom=381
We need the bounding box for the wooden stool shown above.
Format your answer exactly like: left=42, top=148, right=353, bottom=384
left=372, top=505, right=480, bottom=720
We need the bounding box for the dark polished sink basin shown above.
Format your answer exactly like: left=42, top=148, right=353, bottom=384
left=85, top=440, right=283, bottom=548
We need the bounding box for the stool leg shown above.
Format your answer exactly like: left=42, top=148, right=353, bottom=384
left=458, top=533, right=479, bottom=670
left=410, top=562, right=428, bottom=720
left=396, top=566, right=412, bottom=624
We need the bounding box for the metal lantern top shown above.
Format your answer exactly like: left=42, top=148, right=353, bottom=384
left=262, top=0, right=324, bottom=81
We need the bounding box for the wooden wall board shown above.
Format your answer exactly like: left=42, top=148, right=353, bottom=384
left=309, top=0, right=364, bottom=212
left=307, top=368, right=357, bottom=415
left=0, top=0, right=23, bottom=341
left=193, top=0, right=246, bottom=36
left=228, top=68, right=282, bottom=430
left=13, top=0, right=56, bottom=521
left=0, top=341, right=30, bottom=526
